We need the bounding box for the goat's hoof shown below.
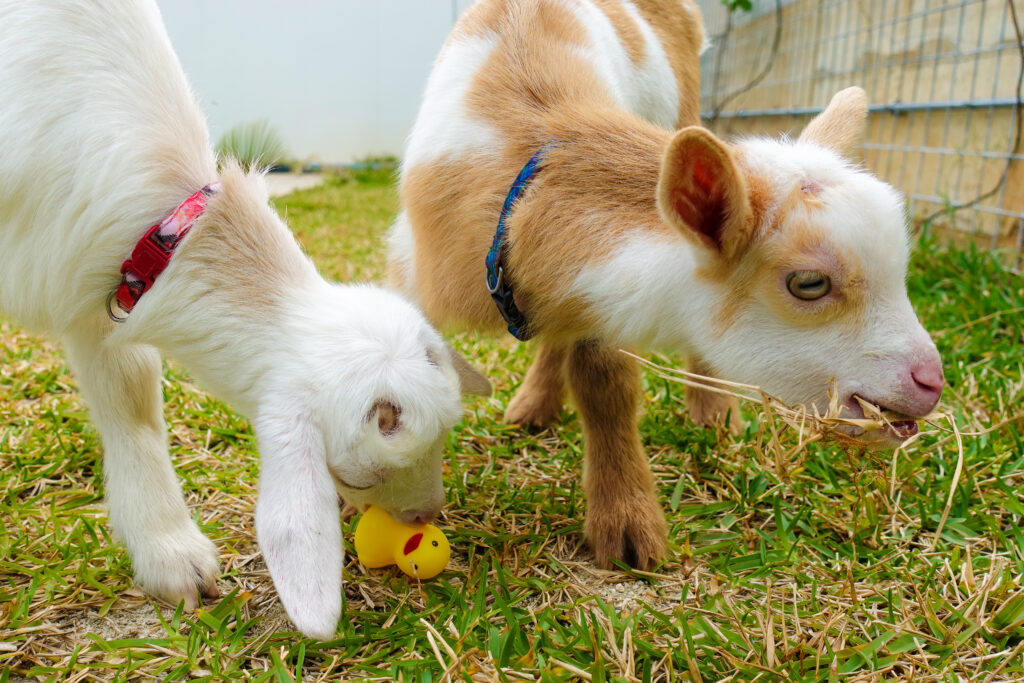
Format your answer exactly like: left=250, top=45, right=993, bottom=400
left=585, top=497, right=668, bottom=571
left=687, top=393, right=745, bottom=436
left=504, top=389, right=562, bottom=427
left=129, top=524, right=221, bottom=609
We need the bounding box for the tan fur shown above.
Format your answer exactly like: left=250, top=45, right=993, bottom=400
left=567, top=340, right=667, bottom=569
left=591, top=0, right=647, bottom=65
left=696, top=147, right=874, bottom=340
left=504, top=343, right=568, bottom=426
left=684, top=357, right=743, bottom=434
left=798, top=87, right=869, bottom=157
left=463, top=6, right=612, bottom=142
left=629, top=0, right=705, bottom=127
left=698, top=170, right=804, bottom=333
left=402, top=154, right=520, bottom=332
left=403, top=110, right=674, bottom=339
left=758, top=223, right=869, bottom=329
left=404, top=0, right=623, bottom=333
left=398, top=0, right=737, bottom=570
left=452, top=0, right=513, bottom=40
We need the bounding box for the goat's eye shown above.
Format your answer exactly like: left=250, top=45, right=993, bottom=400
left=336, top=476, right=375, bottom=491
left=331, top=465, right=387, bottom=491
left=786, top=271, right=831, bottom=300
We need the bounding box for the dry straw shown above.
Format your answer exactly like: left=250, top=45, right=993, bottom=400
left=619, top=350, right=965, bottom=546
left=621, top=350, right=949, bottom=444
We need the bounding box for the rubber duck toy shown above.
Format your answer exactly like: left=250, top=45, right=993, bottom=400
left=353, top=505, right=451, bottom=579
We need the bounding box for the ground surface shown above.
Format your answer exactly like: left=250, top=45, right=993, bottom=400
left=2, top=168, right=1024, bottom=681
left=263, top=173, right=325, bottom=198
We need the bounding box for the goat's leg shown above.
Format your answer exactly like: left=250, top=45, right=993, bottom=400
left=64, top=332, right=219, bottom=607
left=504, top=343, right=568, bottom=427
left=567, top=340, right=666, bottom=569
left=684, top=356, right=744, bottom=435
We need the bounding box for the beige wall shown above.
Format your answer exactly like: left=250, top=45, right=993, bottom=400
left=697, top=0, right=1023, bottom=245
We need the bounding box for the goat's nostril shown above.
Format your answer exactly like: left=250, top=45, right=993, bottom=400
left=911, top=364, right=944, bottom=396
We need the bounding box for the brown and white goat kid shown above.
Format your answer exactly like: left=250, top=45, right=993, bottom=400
left=389, top=0, right=944, bottom=570
left=0, top=0, right=487, bottom=639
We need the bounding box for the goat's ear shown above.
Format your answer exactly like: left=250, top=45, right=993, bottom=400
left=445, top=343, right=492, bottom=396
left=657, top=126, right=753, bottom=261
left=798, top=86, right=868, bottom=158
left=254, top=399, right=341, bottom=640
left=370, top=400, right=402, bottom=436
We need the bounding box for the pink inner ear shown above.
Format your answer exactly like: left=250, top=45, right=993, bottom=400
left=403, top=532, right=423, bottom=555
left=692, top=157, right=717, bottom=197
left=371, top=401, right=402, bottom=436
left=673, top=152, right=726, bottom=250
left=801, top=181, right=823, bottom=197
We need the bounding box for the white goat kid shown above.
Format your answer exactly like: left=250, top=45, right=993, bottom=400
left=0, top=0, right=487, bottom=639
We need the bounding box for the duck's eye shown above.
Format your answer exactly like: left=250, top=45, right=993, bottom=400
left=786, top=271, right=831, bottom=300
left=432, top=540, right=439, bottom=547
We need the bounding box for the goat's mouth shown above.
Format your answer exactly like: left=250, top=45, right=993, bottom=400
left=835, top=395, right=919, bottom=445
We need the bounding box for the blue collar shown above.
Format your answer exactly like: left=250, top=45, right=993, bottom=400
left=485, top=147, right=549, bottom=341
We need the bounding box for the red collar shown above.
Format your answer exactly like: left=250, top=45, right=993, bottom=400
left=108, top=182, right=220, bottom=321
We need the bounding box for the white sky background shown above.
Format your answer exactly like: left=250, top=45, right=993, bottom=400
left=158, top=1, right=475, bottom=165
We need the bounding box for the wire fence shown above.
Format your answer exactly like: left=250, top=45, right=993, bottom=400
left=696, top=0, right=1024, bottom=269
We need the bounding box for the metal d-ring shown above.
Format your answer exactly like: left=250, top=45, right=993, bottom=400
left=106, top=290, right=129, bottom=323
left=486, top=266, right=504, bottom=294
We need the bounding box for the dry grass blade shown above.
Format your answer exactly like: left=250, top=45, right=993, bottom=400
left=931, top=415, right=966, bottom=549
left=620, top=350, right=952, bottom=445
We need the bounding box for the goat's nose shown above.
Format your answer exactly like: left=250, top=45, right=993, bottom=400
left=396, top=508, right=440, bottom=526
left=910, top=359, right=944, bottom=411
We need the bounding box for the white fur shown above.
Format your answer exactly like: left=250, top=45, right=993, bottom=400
left=572, top=139, right=940, bottom=420
left=386, top=211, right=421, bottom=305
left=402, top=33, right=503, bottom=170
left=570, top=0, right=679, bottom=128
left=0, top=0, right=477, bottom=639
left=571, top=233, right=707, bottom=350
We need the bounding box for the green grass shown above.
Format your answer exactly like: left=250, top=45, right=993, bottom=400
left=2, top=168, right=1023, bottom=680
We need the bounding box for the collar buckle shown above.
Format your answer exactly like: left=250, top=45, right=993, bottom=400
left=108, top=182, right=219, bottom=322
left=120, top=224, right=174, bottom=281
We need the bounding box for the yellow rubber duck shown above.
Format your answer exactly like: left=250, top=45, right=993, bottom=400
left=353, top=505, right=450, bottom=579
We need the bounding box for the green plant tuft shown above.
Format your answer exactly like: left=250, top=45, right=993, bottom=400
left=214, top=119, right=286, bottom=172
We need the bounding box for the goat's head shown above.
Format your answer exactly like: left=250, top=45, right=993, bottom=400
left=252, top=283, right=488, bottom=638
left=657, top=88, right=943, bottom=445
